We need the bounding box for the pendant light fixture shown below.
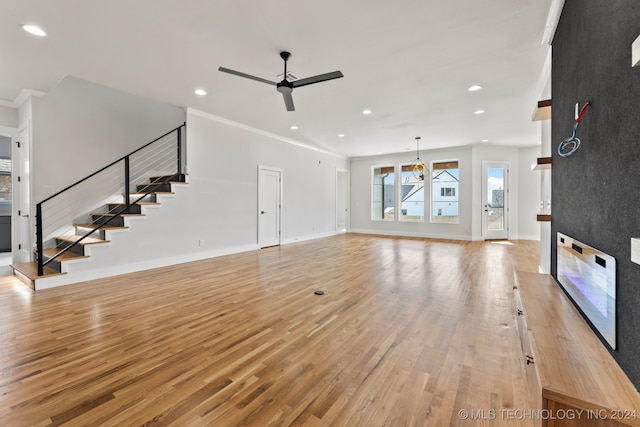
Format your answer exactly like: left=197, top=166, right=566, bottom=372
left=412, top=137, right=428, bottom=181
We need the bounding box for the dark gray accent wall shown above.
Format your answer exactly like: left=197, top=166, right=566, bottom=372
left=552, top=0, right=640, bottom=388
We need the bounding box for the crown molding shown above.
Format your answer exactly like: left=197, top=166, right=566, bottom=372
left=187, top=108, right=347, bottom=160
left=542, top=0, right=566, bottom=45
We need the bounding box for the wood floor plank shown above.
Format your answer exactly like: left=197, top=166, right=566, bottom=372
left=0, top=235, right=541, bottom=426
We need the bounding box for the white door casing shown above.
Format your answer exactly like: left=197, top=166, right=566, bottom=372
left=336, top=168, right=349, bottom=232
left=482, top=161, right=509, bottom=240
left=16, top=124, right=32, bottom=262
left=258, top=166, right=282, bottom=248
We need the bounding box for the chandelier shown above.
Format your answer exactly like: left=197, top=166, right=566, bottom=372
left=412, top=137, right=428, bottom=181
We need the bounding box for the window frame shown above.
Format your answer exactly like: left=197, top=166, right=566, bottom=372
left=398, top=163, right=425, bottom=222
left=430, top=159, right=460, bottom=224
left=371, top=165, right=396, bottom=221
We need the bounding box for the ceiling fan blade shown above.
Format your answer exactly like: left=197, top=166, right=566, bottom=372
left=292, top=71, right=343, bottom=88
left=282, top=92, right=295, bottom=111
left=218, top=67, right=277, bottom=86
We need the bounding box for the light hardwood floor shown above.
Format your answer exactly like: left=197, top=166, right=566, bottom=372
left=0, top=234, right=540, bottom=426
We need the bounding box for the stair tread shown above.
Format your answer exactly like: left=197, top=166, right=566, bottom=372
left=109, top=202, right=160, bottom=206
left=42, top=248, right=89, bottom=261
left=56, top=235, right=110, bottom=245
left=74, top=223, right=129, bottom=230
left=91, top=212, right=146, bottom=217
left=128, top=191, right=175, bottom=195
left=149, top=173, right=189, bottom=179
left=11, top=262, right=62, bottom=280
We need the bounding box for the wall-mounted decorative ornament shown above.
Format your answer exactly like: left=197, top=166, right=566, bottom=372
left=558, top=101, right=590, bottom=158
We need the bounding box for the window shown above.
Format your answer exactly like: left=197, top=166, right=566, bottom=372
left=431, top=160, right=459, bottom=223
left=441, top=187, right=455, bottom=197
left=399, top=164, right=424, bottom=221
left=372, top=166, right=395, bottom=220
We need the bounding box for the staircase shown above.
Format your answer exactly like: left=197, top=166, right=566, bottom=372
left=11, top=123, right=187, bottom=290
left=11, top=173, right=187, bottom=289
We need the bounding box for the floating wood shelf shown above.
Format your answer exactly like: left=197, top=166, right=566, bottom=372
left=536, top=214, right=551, bottom=222
left=531, top=156, right=551, bottom=171
left=631, top=238, right=640, bottom=265
left=531, top=99, right=552, bottom=121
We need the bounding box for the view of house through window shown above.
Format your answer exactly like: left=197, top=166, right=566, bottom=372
left=431, top=160, right=459, bottom=223
left=372, top=166, right=395, bottom=221
left=487, top=167, right=505, bottom=230
left=400, top=164, right=424, bottom=221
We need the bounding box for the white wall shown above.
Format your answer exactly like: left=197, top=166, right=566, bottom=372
left=186, top=110, right=349, bottom=244
left=31, top=75, right=185, bottom=202
left=539, top=51, right=552, bottom=273
left=351, top=144, right=540, bottom=241
left=37, top=107, right=349, bottom=288
left=518, top=146, right=541, bottom=240
left=0, top=106, right=18, bottom=128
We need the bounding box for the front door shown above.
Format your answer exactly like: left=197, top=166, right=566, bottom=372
left=482, top=161, right=509, bottom=240
left=258, top=166, right=282, bottom=248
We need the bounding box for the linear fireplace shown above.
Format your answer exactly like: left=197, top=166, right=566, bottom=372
left=556, top=233, right=616, bottom=349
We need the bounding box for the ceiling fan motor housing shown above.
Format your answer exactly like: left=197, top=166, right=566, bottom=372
left=277, top=80, right=293, bottom=93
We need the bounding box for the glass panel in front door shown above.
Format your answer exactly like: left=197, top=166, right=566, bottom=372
left=486, top=167, right=505, bottom=231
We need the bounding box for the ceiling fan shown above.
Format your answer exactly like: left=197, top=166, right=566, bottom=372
left=219, top=51, right=343, bottom=112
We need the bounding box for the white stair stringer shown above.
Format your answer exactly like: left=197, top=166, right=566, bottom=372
left=33, top=191, right=180, bottom=290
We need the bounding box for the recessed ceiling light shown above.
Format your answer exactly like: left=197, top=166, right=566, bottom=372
left=22, top=24, right=47, bottom=37
left=377, top=151, right=383, bottom=154
left=468, top=85, right=482, bottom=92
left=338, top=133, right=345, bottom=137
left=362, top=109, right=372, bottom=115
left=290, top=125, right=298, bottom=130
left=481, top=139, right=489, bottom=142
left=474, top=110, right=485, bottom=115
left=194, top=88, right=207, bottom=96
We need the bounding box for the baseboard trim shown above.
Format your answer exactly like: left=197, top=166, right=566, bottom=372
left=349, top=228, right=473, bottom=241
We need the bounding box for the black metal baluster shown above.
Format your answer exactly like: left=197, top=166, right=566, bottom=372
left=34, top=123, right=186, bottom=276
left=36, top=203, right=43, bottom=276
left=124, top=156, right=131, bottom=212
left=177, top=126, right=182, bottom=176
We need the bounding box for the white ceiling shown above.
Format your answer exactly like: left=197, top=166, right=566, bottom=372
left=0, top=0, right=552, bottom=157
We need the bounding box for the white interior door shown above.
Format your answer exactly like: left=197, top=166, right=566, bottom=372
left=482, top=161, right=509, bottom=240
left=258, top=166, right=282, bottom=248
left=336, top=169, right=349, bottom=232
left=16, top=125, right=31, bottom=262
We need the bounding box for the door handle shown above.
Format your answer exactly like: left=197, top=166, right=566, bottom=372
left=21, top=214, right=29, bottom=218
left=261, top=211, right=266, bottom=214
